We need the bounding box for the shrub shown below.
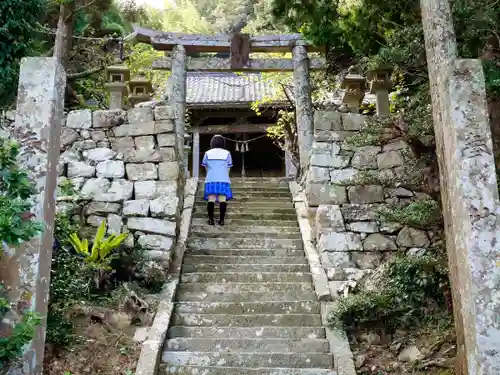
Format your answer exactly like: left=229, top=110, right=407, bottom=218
left=328, top=255, right=451, bottom=332
left=0, top=310, right=40, bottom=368
left=0, top=138, right=42, bottom=366
left=47, top=211, right=90, bottom=346
left=345, top=116, right=393, bottom=147
left=0, top=139, right=42, bottom=246
left=378, top=199, right=441, bottom=229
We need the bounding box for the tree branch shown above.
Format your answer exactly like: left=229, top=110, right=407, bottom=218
left=69, top=0, right=100, bottom=20
left=44, top=47, right=55, bottom=57
left=279, top=82, right=296, bottom=107
left=67, top=65, right=105, bottom=80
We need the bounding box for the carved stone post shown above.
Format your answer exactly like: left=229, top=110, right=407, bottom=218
left=367, top=69, right=392, bottom=116
left=184, top=134, right=191, bottom=178
left=340, top=66, right=366, bottom=113
left=421, top=0, right=500, bottom=373
left=170, top=45, right=187, bottom=172
left=192, top=129, right=200, bottom=178
left=1, top=57, right=65, bottom=375
left=285, top=138, right=297, bottom=179
left=292, top=45, right=313, bottom=171
left=105, top=59, right=130, bottom=110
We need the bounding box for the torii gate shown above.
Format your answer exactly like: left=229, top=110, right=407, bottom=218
left=132, top=25, right=325, bottom=176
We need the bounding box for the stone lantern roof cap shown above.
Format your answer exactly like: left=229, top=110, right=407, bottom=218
left=341, top=66, right=366, bottom=88
left=367, top=67, right=393, bottom=80
left=106, top=59, right=131, bottom=81
left=129, top=72, right=153, bottom=91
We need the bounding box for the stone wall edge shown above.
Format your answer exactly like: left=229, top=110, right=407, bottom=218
left=134, top=178, right=198, bottom=375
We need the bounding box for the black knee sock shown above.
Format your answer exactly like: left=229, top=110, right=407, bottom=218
left=207, top=202, right=215, bottom=224
left=219, top=202, right=227, bottom=225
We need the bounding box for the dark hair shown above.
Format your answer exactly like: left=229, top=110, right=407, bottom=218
left=210, top=135, right=225, bottom=149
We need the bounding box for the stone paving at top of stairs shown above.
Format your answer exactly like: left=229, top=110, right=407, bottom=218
left=160, top=179, right=336, bottom=375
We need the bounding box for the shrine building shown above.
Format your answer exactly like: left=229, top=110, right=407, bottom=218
left=185, top=72, right=290, bottom=178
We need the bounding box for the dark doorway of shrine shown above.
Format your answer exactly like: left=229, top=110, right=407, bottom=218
left=189, top=133, right=284, bottom=177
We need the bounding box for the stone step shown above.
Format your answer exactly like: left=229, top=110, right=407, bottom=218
left=190, top=225, right=300, bottom=234
left=184, top=249, right=305, bottom=257
left=182, top=264, right=310, bottom=273
left=196, top=183, right=290, bottom=188
left=195, top=190, right=291, bottom=195
left=194, top=200, right=294, bottom=206
left=180, top=271, right=311, bottom=283
left=176, top=290, right=317, bottom=303
left=187, top=238, right=303, bottom=250
left=167, top=326, right=326, bottom=339
left=161, top=352, right=333, bottom=369
left=194, top=198, right=293, bottom=204
left=183, top=255, right=308, bottom=265
left=220, top=179, right=289, bottom=184
left=160, top=365, right=337, bottom=375
left=192, top=212, right=297, bottom=221
left=198, top=186, right=290, bottom=192
left=164, top=338, right=330, bottom=353
left=171, top=313, right=322, bottom=327
left=193, top=206, right=296, bottom=215
left=173, top=301, right=320, bottom=314
left=189, top=231, right=302, bottom=240
left=178, top=281, right=313, bottom=294
left=191, top=218, right=299, bottom=227
left=195, top=193, right=293, bottom=199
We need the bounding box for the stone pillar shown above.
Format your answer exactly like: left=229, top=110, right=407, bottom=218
left=1, top=58, right=65, bottom=375
left=170, top=45, right=187, bottom=173
left=292, top=45, right=313, bottom=171
left=192, top=129, right=200, bottom=178
left=421, top=0, right=500, bottom=373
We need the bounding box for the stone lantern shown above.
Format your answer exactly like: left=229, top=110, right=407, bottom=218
left=367, top=68, right=392, bottom=116
left=341, top=66, right=366, bottom=113
left=128, top=72, right=153, bottom=106
left=105, top=59, right=130, bottom=110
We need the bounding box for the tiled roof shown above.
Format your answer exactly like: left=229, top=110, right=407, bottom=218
left=186, top=72, right=284, bottom=107
left=183, top=72, right=380, bottom=108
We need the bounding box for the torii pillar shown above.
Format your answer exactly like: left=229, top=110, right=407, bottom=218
left=292, top=45, right=313, bottom=171
left=421, top=0, right=500, bottom=373
left=170, top=45, right=187, bottom=175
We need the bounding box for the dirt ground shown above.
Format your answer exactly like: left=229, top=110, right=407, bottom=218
left=43, top=307, right=142, bottom=375
left=350, top=322, right=456, bottom=375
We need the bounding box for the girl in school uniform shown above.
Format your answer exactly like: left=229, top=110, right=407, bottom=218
left=201, top=135, right=233, bottom=225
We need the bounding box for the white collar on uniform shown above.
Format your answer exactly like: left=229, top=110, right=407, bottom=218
left=206, top=148, right=229, bottom=160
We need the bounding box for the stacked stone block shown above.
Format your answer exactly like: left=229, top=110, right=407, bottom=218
left=57, top=106, right=184, bottom=261
left=306, top=110, right=437, bottom=296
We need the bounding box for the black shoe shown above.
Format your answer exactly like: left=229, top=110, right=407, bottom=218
left=219, top=202, right=227, bottom=226
left=207, top=202, right=215, bottom=225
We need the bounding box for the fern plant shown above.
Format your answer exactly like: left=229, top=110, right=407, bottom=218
left=69, top=219, right=128, bottom=288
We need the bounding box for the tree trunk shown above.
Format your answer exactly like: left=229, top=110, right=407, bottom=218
left=53, top=0, right=76, bottom=67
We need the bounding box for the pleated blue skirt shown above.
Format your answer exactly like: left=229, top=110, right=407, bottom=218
left=203, top=182, right=233, bottom=201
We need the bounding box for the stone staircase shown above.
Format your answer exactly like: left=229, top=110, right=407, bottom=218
left=159, top=178, right=336, bottom=375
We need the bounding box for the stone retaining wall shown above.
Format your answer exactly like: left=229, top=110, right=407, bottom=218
left=1, top=106, right=186, bottom=264
left=305, top=111, right=439, bottom=296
